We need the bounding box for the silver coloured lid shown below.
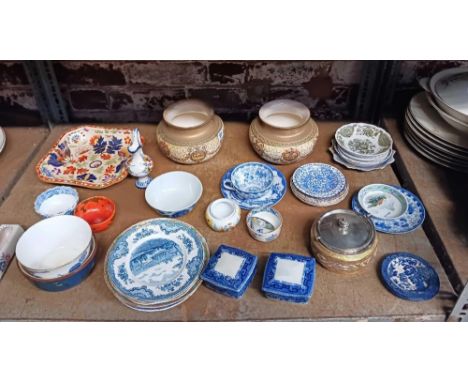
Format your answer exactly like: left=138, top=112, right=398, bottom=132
left=316, top=209, right=375, bottom=255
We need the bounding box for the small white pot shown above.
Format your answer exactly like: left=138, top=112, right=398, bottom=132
left=205, top=198, right=241, bottom=232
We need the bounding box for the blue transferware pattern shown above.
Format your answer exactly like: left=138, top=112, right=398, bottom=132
left=223, top=162, right=274, bottom=199
left=34, top=186, right=79, bottom=218
left=204, top=265, right=257, bottom=299
left=262, top=253, right=316, bottom=304
left=351, top=185, right=425, bottom=234
left=201, top=244, right=257, bottom=297
left=106, top=218, right=207, bottom=304
left=156, top=206, right=194, bottom=218
left=380, top=252, right=440, bottom=301
left=127, top=128, right=153, bottom=189
left=220, top=164, right=287, bottom=210
left=292, top=163, right=346, bottom=198
left=246, top=207, right=282, bottom=242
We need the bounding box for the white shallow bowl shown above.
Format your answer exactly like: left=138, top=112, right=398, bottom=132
left=145, top=171, right=203, bottom=218
left=259, top=99, right=310, bottom=129
left=16, top=215, right=92, bottom=278
left=34, top=186, right=79, bottom=218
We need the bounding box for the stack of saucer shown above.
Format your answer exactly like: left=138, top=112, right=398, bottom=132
left=105, top=218, right=209, bottom=312
left=330, top=123, right=395, bottom=171
left=220, top=162, right=287, bottom=210
left=291, top=163, right=348, bottom=207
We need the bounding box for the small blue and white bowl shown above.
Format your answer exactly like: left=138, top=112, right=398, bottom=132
left=15, top=215, right=93, bottom=279
left=34, top=186, right=79, bottom=218
left=201, top=244, right=258, bottom=298
left=246, top=207, right=282, bottom=242
left=17, top=236, right=97, bottom=292
left=262, top=253, right=316, bottom=304
left=145, top=171, right=203, bottom=218
left=222, top=162, right=274, bottom=199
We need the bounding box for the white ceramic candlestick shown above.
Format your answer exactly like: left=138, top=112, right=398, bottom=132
left=127, top=128, right=154, bottom=189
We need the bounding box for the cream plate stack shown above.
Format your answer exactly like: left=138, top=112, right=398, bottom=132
left=330, top=123, right=395, bottom=171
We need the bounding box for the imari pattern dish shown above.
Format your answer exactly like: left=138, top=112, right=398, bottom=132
left=262, top=253, right=315, bottom=304
left=201, top=244, right=257, bottom=299
left=357, top=184, right=408, bottom=220
left=205, top=198, right=241, bottom=232
left=380, top=252, right=440, bottom=301
left=0, top=225, right=24, bottom=281
left=220, top=163, right=287, bottom=210
left=18, top=236, right=97, bottom=292
left=36, top=126, right=133, bottom=189
left=352, top=185, right=425, bottom=234
left=335, top=123, right=393, bottom=157
left=246, top=207, right=282, bottom=242
left=105, top=219, right=208, bottom=310
left=34, top=186, right=79, bottom=218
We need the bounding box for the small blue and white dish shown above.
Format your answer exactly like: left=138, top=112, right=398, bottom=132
left=246, top=207, right=282, bottom=242
left=220, top=163, right=287, bottom=210
left=222, top=162, right=274, bottom=199
left=262, top=253, right=316, bottom=304
left=380, top=252, right=440, bottom=301
left=351, top=185, right=425, bottom=234
left=34, top=186, right=79, bottom=218
left=292, top=163, right=346, bottom=199
left=201, top=244, right=257, bottom=299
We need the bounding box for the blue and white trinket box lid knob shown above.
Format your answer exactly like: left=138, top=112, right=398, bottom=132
left=262, top=253, right=316, bottom=304
left=201, top=244, right=258, bottom=298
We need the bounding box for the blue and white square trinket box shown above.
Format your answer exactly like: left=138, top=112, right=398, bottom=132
left=262, top=253, right=316, bottom=303
left=201, top=244, right=258, bottom=298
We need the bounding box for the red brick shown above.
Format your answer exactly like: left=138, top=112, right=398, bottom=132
left=54, top=62, right=126, bottom=85
left=69, top=89, right=108, bottom=110
left=208, top=62, right=247, bottom=84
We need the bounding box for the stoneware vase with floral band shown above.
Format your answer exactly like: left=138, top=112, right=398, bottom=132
left=157, top=99, right=224, bottom=164
left=249, top=99, right=319, bottom=165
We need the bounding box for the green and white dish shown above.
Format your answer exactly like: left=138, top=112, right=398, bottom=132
left=358, top=184, right=408, bottom=220
left=335, top=123, right=393, bottom=158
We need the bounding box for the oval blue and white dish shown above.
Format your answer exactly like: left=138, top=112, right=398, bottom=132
left=105, top=218, right=208, bottom=305
left=34, top=186, right=79, bottom=218
left=220, top=163, right=287, bottom=210
left=380, top=252, right=440, bottom=301
left=292, top=163, right=346, bottom=199
left=352, top=185, right=425, bottom=234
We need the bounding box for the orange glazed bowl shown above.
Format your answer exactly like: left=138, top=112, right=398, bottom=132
left=74, top=196, right=116, bottom=233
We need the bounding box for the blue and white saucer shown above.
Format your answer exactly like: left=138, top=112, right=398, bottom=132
left=352, top=185, right=425, bottom=234
left=220, top=164, right=287, bottom=210
left=380, top=252, right=440, bottom=301
left=292, top=163, right=346, bottom=198
left=105, top=218, right=208, bottom=307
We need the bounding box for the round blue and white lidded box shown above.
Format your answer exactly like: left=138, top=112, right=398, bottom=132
left=380, top=252, right=440, bottom=301
left=292, top=163, right=346, bottom=199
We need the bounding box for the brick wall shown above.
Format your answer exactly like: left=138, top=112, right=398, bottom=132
left=1, top=60, right=467, bottom=126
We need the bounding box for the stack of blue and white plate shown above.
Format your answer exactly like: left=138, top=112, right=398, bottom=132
left=291, top=163, right=348, bottom=207
left=352, top=184, right=425, bottom=234
left=220, top=161, right=287, bottom=210
left=105, top=218, right=209, bottom=312
left=330, top=123, right=395, bottom=171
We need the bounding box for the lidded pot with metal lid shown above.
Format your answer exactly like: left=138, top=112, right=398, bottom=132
left=249, top=99, right=319, bottom=164
left=310, top=209, right=378, bottom=273
left=156, top=99, right=224, bottom=164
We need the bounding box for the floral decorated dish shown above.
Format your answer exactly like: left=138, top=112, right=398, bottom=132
left=335, top=123, right=393, bottom=157
left=246, top=207, right=282, bottom=242
left=357, top=184, right=408, bottom=220
left=74, top=196, right=116, bottom=233
left=36, top=126, right=133, bottom=189
left=34, top=186, right=79, bottom=218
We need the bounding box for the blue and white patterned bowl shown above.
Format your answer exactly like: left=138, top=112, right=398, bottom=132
left=292, top=163, right=346, bottom=199
left=222, top=162, right=274, bottom=199
left=380, top=252, right=440, bottom=301
left=16, top=215, right=93, bottom=279
left=262, top=253, right=316, bottom=304
left=34, top=186, right=79, bottom=218
left=246, top=207, right=283, bottom=242
left=201, top=244, right=258, bottom=298
left=145, top=171, right=203, bottom=218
